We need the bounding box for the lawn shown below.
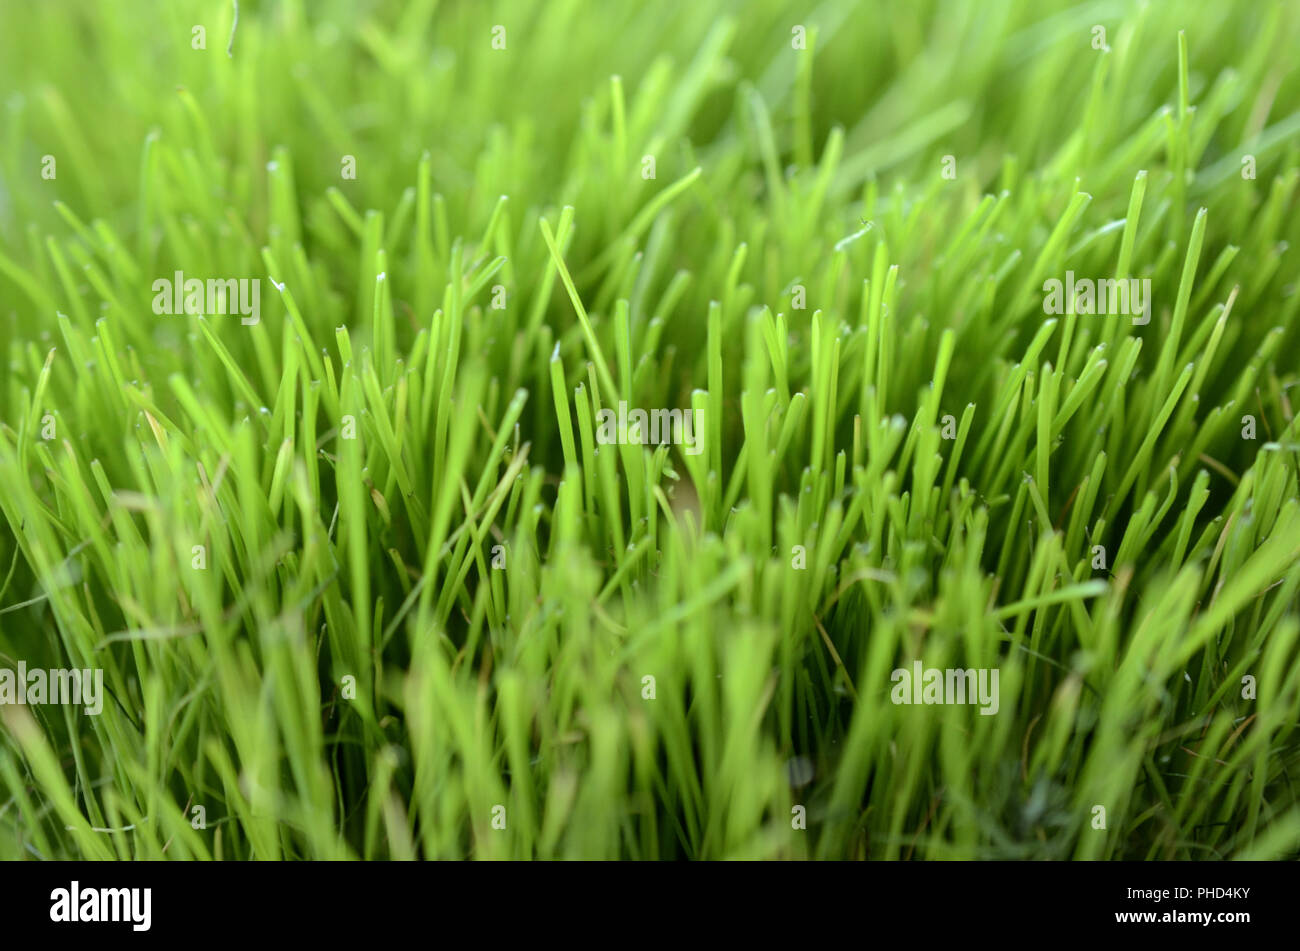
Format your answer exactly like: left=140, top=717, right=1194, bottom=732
left=1, top=0, right=1299, bottom=860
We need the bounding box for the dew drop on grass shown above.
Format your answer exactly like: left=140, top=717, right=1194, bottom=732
left=786, top=756, right=815, bottom=788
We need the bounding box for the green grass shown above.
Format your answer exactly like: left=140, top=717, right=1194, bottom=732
left=1, top=0, right=1299, bottom=860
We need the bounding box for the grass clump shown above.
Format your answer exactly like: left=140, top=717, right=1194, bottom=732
left=1, top=0, right=1299, bottom=860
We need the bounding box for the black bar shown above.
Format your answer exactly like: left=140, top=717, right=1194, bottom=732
left=1, top=860, right=1289, bottom=938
